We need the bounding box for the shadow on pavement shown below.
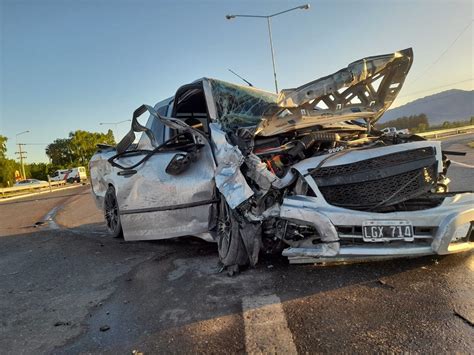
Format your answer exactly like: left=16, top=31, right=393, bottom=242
left=1, top=221, right=472, bottom=354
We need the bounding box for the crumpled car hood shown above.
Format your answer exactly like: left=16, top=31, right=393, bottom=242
left=208, top=48, right=413, bottom=136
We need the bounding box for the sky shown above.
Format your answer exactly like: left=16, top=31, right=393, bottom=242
left=1, top=0, right=473, bottom=163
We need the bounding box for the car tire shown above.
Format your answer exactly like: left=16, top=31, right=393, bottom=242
left=104, top=185, right=123, bottom=239
left=217, top=196, right=248, bottom=267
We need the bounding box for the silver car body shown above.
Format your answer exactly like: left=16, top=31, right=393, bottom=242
left=90, top=48, right=473, bottom=264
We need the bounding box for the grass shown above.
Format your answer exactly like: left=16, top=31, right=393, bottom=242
left=467, top=141, right=474, bottom=148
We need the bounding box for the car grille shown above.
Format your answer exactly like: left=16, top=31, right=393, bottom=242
left=310, top=147, right=438, bottom=210
left=311, top=147, right=435, bottom=178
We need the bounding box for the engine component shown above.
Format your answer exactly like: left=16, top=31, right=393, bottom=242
left=265, top=155, right=289, bottom=178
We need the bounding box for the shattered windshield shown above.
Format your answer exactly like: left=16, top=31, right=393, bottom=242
left=208, top=79, right=280, bottom=132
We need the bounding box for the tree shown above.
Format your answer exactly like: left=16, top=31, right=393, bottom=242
left=377, top=113, right=430, bottom=131
left=0, top=135, right=7, bottom=159
left=0, top=135, right=21, bottom=187
left=29, top=163, right=51, bottom=181
left=46, top=129, right=115, bottom=166
left=45, top=138, right=74, bottom=167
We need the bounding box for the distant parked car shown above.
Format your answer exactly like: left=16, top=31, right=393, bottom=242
left=14, top=179, right=47, bottom=186
left=381, top=127, right=410, bottom=135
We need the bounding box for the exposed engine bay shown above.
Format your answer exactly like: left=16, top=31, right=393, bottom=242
left=247, top=130, right=447, bottom=207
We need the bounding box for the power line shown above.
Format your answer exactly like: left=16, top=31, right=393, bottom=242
left=407, top=20, right=473, bottom=85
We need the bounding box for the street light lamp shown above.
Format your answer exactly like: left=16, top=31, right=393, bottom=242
left=226, top=4, right=310, bottom=93
left=15, top=130, right=30, bottom=143
left=99, top=119, right=131, bottom=128
left=100, top=119, right=131, bottom=132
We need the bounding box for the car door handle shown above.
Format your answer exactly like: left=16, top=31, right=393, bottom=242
left=117, top=170, right=137, bottom=176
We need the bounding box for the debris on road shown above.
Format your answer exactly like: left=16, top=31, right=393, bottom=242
left=377, top=279, right=395, bottom=289
left=54, top=321, right=70, bottom=327
left=99, top=325, right=110, bottom=332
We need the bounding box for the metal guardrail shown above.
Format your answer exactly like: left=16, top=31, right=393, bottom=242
left=417, top=125, right=474, bottom=139
left=0, top=181, right=68, bottom=198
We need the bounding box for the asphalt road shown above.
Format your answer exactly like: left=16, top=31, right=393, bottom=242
left=0, top=134, right=473, bottom=354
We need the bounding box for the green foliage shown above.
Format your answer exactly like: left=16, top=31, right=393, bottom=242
left=0, top=130, right=116, bottom=187
left=45, top=138, right=74, bottom=167
left=46, top=129, right=115, bottom=166
left=0, top=135, right=7, bottom=159
left=28, top=163, right=52, bottom=181
left=436, top=119, right=473, bottom=130
left=0, top=158, right=20, bottom=187
left=0, top=135, right=20, bottom=187
left=377, top=114, right=429, bottom=132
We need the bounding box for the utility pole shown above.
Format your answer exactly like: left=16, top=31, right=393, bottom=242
left=15, top=143, right=27, bottom=180
left=15, top=130, right=30, bottom=180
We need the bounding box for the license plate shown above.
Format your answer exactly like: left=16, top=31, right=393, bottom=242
left=362, top=220, right=414, bottom=242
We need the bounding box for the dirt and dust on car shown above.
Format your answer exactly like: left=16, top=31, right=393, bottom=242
left=89, top=48, right=473, bottom=273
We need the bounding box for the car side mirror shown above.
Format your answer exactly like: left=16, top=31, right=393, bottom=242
left=165, top=150, right=199, bottom=176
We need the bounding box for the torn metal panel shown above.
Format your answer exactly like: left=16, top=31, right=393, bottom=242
left=278, top=49, right=413, bottom=108
left=210, top=122, right=254, bottom=209
left=257, top=48, right=413, bottom=136
left=280, top=195, right=340, bottom=257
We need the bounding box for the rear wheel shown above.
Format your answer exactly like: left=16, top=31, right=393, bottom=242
left=217, top=196, right=248, bottom=267
left=104, top=185, right=123, bottom=239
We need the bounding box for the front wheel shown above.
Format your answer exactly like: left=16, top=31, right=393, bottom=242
left=217, top=197, right=248, bottom=267
left=104, top=185, right=123, bottom=239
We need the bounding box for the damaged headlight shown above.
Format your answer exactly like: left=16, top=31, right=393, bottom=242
left=451, top=222, right=472, bottom=243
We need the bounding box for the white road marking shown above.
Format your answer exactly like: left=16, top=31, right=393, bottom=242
left=42, top=206, right=61, bottom=229
left=242, top=294, right=297, bottom=354
left=451, top=160, right=474, bottom=169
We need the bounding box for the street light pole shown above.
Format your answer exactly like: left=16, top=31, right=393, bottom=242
left=226, top=4, right=310, bottom=93
left=266, top=17, right=278, bottom=93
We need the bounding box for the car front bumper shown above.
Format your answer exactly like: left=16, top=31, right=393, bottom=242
left=280, top=193, right=474, bottom=264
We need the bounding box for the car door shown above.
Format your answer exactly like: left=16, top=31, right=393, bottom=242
left=111, top=105, right=217, bottom=242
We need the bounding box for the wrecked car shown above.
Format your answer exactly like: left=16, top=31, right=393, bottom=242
left=90, top=48, right=473, bottom=267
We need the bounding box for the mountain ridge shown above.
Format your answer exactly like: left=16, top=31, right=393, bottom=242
left=381, top=89, right=473, bottom=124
